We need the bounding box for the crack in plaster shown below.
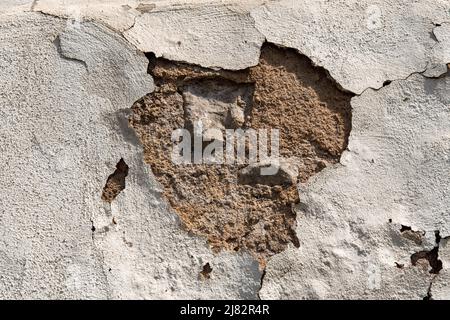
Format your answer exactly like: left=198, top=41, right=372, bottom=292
left=53, top=34, right=88, bottom=70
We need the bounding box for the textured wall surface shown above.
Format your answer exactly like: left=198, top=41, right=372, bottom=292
left=0, top=0, right=449, bottom=299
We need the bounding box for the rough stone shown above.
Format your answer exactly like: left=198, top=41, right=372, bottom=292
left=238, top=159, right=299, bottom=187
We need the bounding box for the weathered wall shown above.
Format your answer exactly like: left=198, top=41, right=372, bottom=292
left=0, top=0, right=449, bottom=299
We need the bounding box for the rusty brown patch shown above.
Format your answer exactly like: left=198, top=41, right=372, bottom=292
left=130, top=43, right=352, bottom=264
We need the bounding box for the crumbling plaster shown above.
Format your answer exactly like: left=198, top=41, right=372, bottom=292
left=1, top=0, right=449, bottom=299
left=0, top=12, right=260, bottom=299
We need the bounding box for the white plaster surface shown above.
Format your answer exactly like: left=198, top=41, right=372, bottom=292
left=1, top=0, right=449, bottom=299
left=260, top=73, right=450, bottom=299
left=431, top=237, right=450, bottom=299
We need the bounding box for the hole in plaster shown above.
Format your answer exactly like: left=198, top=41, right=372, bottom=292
left=411, top=247, right=442, bottom=274
left=200, top=263, right=213, bottom=279
left=400, top=225, right=412, bottom=232
left=101, top=158, right=129, bottom=202
left=130, top=42, right=353, bottom=264
left=400, top=225, right=424, bottom=245
left=382, top=80, right=392, bottom=87
left=411, top=231, right=443, bottom=274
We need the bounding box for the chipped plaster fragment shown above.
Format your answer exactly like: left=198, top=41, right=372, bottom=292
left=34, top=1, right=267, bottom=68
left=260, top=72, right=450, bottom=299
left=411, top=248, right=442, bottom=274
left=33, top=0, right=141, bottom=31
left=423, top=23, right=450, bottom=77
left=123, top=3, right=266, bottom=69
